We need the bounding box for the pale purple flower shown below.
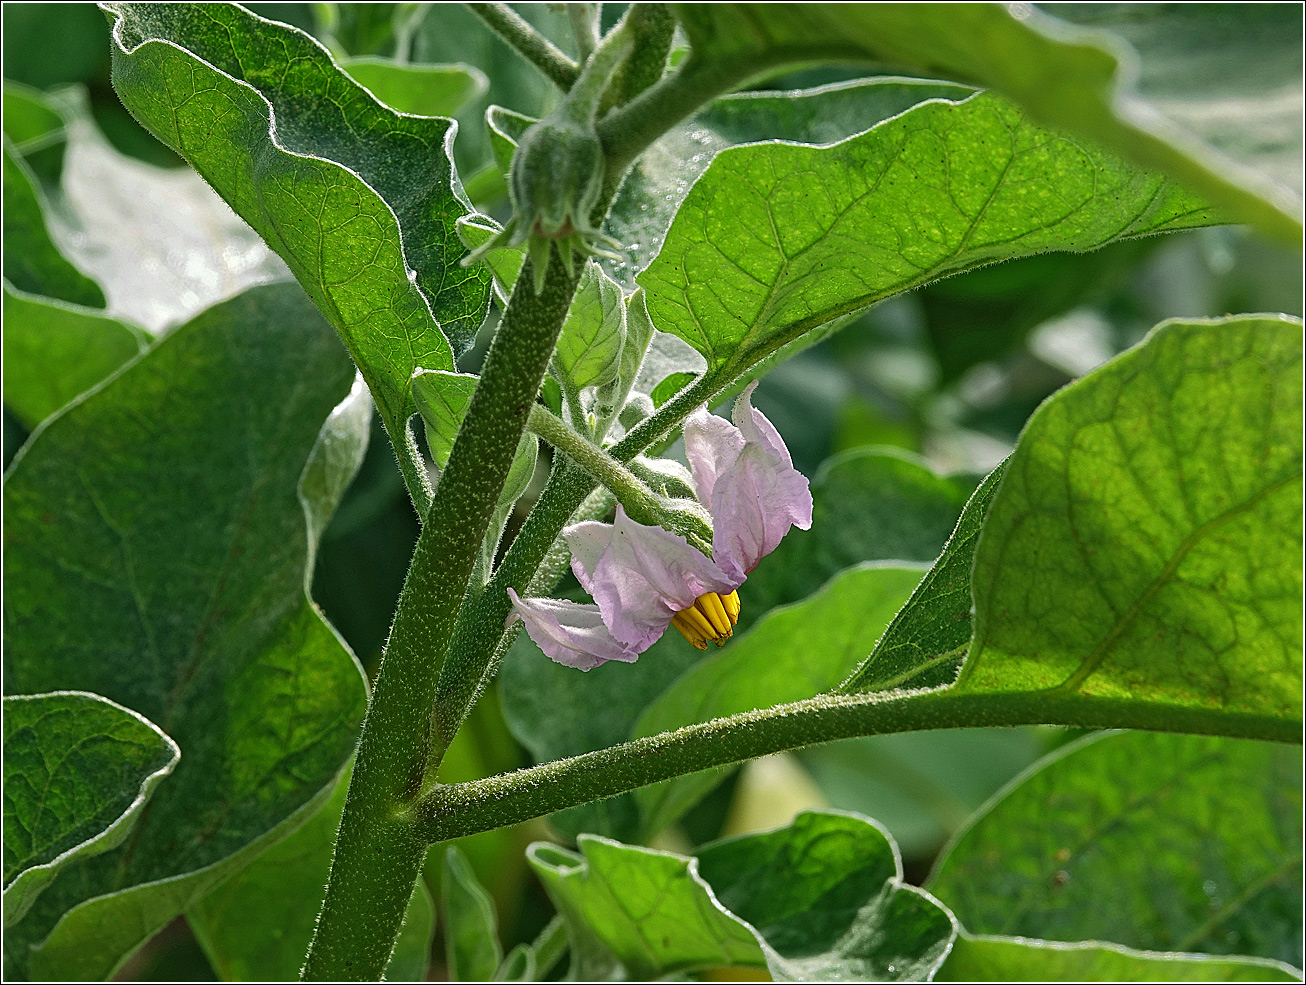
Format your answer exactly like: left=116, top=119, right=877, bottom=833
left=509, top=383, right=812, bottom=670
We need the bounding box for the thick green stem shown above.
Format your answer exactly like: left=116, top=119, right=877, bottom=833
left=466, top=2, right=579, bottom=90
left=302, top=252, right=580, bottom=981
left=416, top=688, right=1301, bottom=844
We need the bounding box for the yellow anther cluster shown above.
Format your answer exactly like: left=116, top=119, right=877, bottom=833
left=670, top=591, right=740, bottom=650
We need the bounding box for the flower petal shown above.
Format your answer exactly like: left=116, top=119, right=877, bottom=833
left=507, top=588, right=641, bottom=671
left=710, top=383, right=813, bottom=581
left=683, top=405, right=744, bottom=510
left=563, top=520, right=612, bottom=594
left=589, top=507, right=734, bottom=649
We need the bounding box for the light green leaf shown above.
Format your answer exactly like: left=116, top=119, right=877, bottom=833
left=1, top=281, right=148, bottom=430
left=958, top=315, right=1302, bottom=733
left=3, top=692, right=178, bottom=929
left=639, top=91, right=1216, bottom=374
left=2, top=138, right=104, bottom=308
left=2, top=283, right=369, bottom=979
left=748, top=447, right=977, bottom=619
left=672, top=3, right=1301, bottom=243
left=103, top=1, right=491, bottom=426
left=531, top=810, right=956, bottom=981
left=190, top=765, right=433, bottom=982
left=553, top=262, right=626, bottom=391
left=840, top=461, right=1006, bottom=695
left=928, top=731, right=1303, bottom=966
left=340, top=57, right=487, bottom=118
left=937, top=933, right=1303, bottom=983
left=456, top=215, right=524, bottom=303
left=3, top=80, right=68, bottom=189
left=411, top=369, right=538, bottom=509
left=634, top=563, right=926, bottom=839
left=443, top=846, right=503, bottom=982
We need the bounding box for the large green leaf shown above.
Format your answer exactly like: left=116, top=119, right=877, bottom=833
left=928, top=731, right=1303, bottom=967
left=2, top=283, right=369, bottom=979
left=103, top=1, right=491, bottom=428
left=3, top=80, right=68, bottom=190
left=189, top=766, right=434, bottom=982
left=938, top=933, right=1303, bottom=983
left=840, top=461, right=1006, bottom=695
left=671, top=3, right=1301, bottom=243
left=531, top=810, right=956, bottom=981
left=3, top=692, right=178, bottom=929
left=640, top=91, right=1215, bottom=375
left=2, top=138, right=104, bottom=308
left=634, top=564, right=927, bottom=838
left=2, top=282, right=148, bottom=429
left=958, top=315, right=1302, bottom=732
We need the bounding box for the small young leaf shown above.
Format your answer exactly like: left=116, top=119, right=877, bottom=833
left=959, top=315, right=1302, bottom=729
left=928, top=731, right=1303, bottom=966
left=2, top=282, right=148, bottom=429
left=3, top=692, right=178, bottom=928
left=2, top=283, right=369, bottom=979
left=529, top=810, right=957, bottom=981
left=639, top=92, right=1216, bottom=374
left=456, top=215, right=524, bottom=303
left=103, top=2, right=490, bottom=425
left=443, top=846, right=504, bottom=982
left=634, top=564, right=927, bottom=838
left=340, top=57, right=487, bottom=118
left=552, top=262, right=626, bottom=392
left=2, top=139, right=104, bottom=308
left=937, top=933, right=1303, bottom=983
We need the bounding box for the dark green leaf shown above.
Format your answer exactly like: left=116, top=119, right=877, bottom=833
left=2, top=281, right=147, bottom=429
left=530, top=810, right=956, bottom=981
left=748, top=448, right=977, bottom=618
left=2, top=138, right=104, bottom=308
left=937, top=933, right=1303, bottom=983
left=103, top=1, right=490, bottom=426
left=3, top=692, right=178, bottom=927
left=634, top=564, right=926, bottom=838
left=2, top=282, right=369, bottom=978
left=928, top=731, right=1303, bottom=966
left=672, top=3, right=1300, bottom=242
left=189, top=767, right=434, bottom=982
left=443, top=846, right=503, bottom=982
left=958, top=315, right=1302, bottom=733
left=840, top=461, right=1006, bottom=694
left=639, top=91, right=1215, bottom=374
left=340, top=57, right=487, bottom=118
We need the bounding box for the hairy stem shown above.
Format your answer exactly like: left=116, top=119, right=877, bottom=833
left=303, top=252, right=581, bottom=981
left=467, top=2, right=579, bottom=90
left=388, top=414, right=432, bottom=520
left=416, top=688, right=1302, bottom=844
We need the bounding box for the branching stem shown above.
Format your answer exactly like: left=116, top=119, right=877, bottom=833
left=466, top=2, right=579, bottom=90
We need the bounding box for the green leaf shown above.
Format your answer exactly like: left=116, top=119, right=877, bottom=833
left=2, top=138, right=104, bottom=308
left=530, top=810, right=956, bottom=981
left=340, top=57, right=487, bottom=118
left=189, top=765, right=434, bottom=982
left=639, top=90, right=1216, bottom=374
left=3, top=692, right=178, bottom=928
left=2, top=281, right=147, bottom=429
left=443, top=846, right=503, bottom=982
left=456, top=215, right=524, bottom=303
left=747, top=447, right=977, bottom=618
left=840, top=461, right=1006, bottom=695
left=411, top=369, right=538, bottom=509
left=928, top=731, right=1303, bottom=966
left=2, top=283, right=369, bottom=979
left=103, top=1, right=491, bottom=427
left=3, top=80, right=68, bottom=189
left=958, top=315, right=1302, bottom=733
left=634, top=563, right=927, bottom=839
left=552, top=262, right=626, bottom=391
left=609, top=77, right=974, bottom=276
left=672, top=3, right=1301, bottom=243
left=937, top=933, right=1304, bottom=983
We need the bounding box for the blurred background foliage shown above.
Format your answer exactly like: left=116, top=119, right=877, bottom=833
left=2, top=2, right=1300, bottom=980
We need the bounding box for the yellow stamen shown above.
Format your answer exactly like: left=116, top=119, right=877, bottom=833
left=671, top=591, right=739, bottom=650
